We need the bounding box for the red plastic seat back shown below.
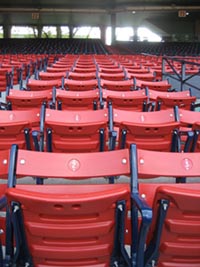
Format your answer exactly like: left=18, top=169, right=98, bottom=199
left=27, top=79, right=62, bottom=91
left=6, top=184, right=130, bottom=267
left=148, top=89, right=191, bottom=101
left=114, top=108, right=180, bottom=151
left=157, top=95, right=196, bottom=110
left=145, top=184, right=200, bottom=267
left=101, top=79, right=134, bottom=91
left=39, top=71, right=67, bottom=80
left=98, top=72, right=126, bottom=81
left=138, top=80, right=171, bottom=91
left=6, top=89, right=52, bottom=110
left=0, top=109, right=40, bottom=150
left=56, top=89, right=99, bottom=110
left=127, top=72, right=155, bottom=81
left=64, top=79, right=98, bottom=91
left=44, top=108, right=108, bottom=152
left=107, top=91, right=148, bottom=111
left=67, top=72, right=97, bottom=81
left=5, top=147, right=131, bottom=266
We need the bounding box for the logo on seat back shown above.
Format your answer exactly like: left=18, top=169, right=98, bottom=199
left=68, top=159, right=80, bottom=172
left=181, top=158, right=193, bottom=171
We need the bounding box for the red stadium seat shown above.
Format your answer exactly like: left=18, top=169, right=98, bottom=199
left=0, top=67, right=13, bottom=92
left=136, top=79, right=171, bottom=91
left=46, top=66, right=72, bottom=72
left=6, top=88, right=52, bottom=110
left=131, top=144, right=200, bottom=266
left=72, top=66, right=97, bottom=73
left=54, top=88, right=100, bottom=110
left=26, top=79, right=62, bottom=91
left=101, top=78, right=135, bottom=91
left=37, top=106, right=109, bottom=153
left=127, top=72, right=155, bottom=81
left=0, top=108, right=40, bottom=150
left=125, top=67, right=150, bottom=74
left=38, top=71, right=67, bottom=80
left=105, top=89, right=148, bottom=111
left=67, top=71, right=97, bottom=80
left=98, top=66, right=124, bottom=74
left=155, top=88, right=196, bottom=110
left=5, top=145, right=133, bottom=267
left=98, top=71, right=127, bottom=81
left=110, top=106, right=180, bottom=151
left=64, top=79, right=98, bottom=91
left=148, top=88, right=192, bottom=101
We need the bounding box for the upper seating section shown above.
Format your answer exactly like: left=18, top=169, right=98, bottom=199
left=1, top=39, right=200, bottom=56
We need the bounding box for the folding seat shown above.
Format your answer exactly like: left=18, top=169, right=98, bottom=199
left=125, top=67, right=150, bottom=74
left=26, top=78, right=62, bottom=91
left=72, top=66, right=97, bottom=73
left=34, top=106, right=110, bottom=153
left=64, top=78, right=98, bottom=91
left=101, top=78, right=134, bottom=91
left=0, top=68, right=13, bottom=93
left=95, top=61, right=115, bottom=68
left=121, top=63, right=142, bottom=69
left=98, top=71, right=127, bottom=81
left=52, top=87, right=100, bottom=110
left=51, top=62, right=74, bottom=68
left=5, top=144, right=134, bottom=267
left=67, top=71, right=97, bottom=80
left=148, top=88, right=192, bottom=101
left=5, top=88, right=52, bottom=110
left=131, top=144, right=200, bottom=267
left=38, top=71, right=67, bottom=80
left=0, top=108, right=40, bottom=150
left=110, top=106, right=181, bottom=152
left=46, top=66, right=72, bottom=73
left=1, top=62, right=24, bottom=85
left=104, top=89, right=149, bottom=111
left=127, top=72, right=155, bottom=81
left=155, top=88, right=196, bottom=111
left=178, top=110, right=200, bottom=151
left=135, top=79, right=172, bottom=91
left=98, top=66, right=124, bottom=74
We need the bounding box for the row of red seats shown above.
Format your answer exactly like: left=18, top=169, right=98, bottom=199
left=3, top=84, right=196, bottom=112
left=0, top=143, right=199, bottom=266
left=0, top=103, right=200, bottom=156
left=0, top=53, right=199, bottom=267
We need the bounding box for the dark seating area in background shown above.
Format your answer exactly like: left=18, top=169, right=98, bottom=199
left=1, top=38, right=200, bottom=56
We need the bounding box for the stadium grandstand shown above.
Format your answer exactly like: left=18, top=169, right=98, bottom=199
left=0, top=1, right=200, bottom=267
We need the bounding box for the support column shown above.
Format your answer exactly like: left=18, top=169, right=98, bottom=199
left=133, top=27, right=138, bottom=42
left=69, top=26, right=73, bottom=39
left=195, top=19, right=200, bottom=41
left=37, top=25, right=42, bottom=38
left=57, top=26, right=62, bottom=38
left=3, top=14, right=11, bottom=39
left=110, top=12, right=116, bottom=45
left=3, top=24, right=11, bottom=38
left=100, top=25, right=106, bottom=45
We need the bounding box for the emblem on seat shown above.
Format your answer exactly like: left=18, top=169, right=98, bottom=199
left=68, top=159, right=80, bottom=171
left=182, top=158, right=193, bottom=171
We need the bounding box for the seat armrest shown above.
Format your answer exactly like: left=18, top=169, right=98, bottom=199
left=131, top=192, right=152, bottom=267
